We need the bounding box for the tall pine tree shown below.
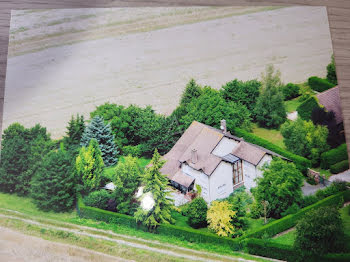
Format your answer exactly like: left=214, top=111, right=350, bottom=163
left=135, top=149, right=174, bottom=230
left=80, top=115, right=118, bottom=167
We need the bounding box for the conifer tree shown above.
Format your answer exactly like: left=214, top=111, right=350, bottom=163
left=76, top=139, right=104, bottom=194
left=135, top=149, right=174, bottom=230
left=80, top=115, right=118, bottom=167
left=65, top=114, right=85, bottom=148
left=30, top=145, right=76, bottom=212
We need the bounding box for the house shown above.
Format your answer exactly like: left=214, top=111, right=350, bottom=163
left=316, top=86, right=343, bottom=126
left=160, top=120, right=285, bottom=203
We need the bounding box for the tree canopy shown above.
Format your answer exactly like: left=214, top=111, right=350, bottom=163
left=81, top=115, right=118, bottom=167
left=180, top=87, right=252, bottom=131
left=281, top=119, right=329, bottom=165
left=0, top=123, right=52, bottom=195
left=113, top=155, right=142, bottom=214
left=221, top=79, right=261, bottom=112
left=252, top=158, right=304, bottom=218
left=30, top=147, right=76, bottom=212
left=207, top=200, right=236, bottom=237
left=254, top=65, right=286, bottom=128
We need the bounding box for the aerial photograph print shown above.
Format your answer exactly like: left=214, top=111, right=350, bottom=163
left=0, top=5, right=349, bottom=262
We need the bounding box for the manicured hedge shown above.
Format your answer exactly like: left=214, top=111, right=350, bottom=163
left=296, top=96, right=321, bottom=120
left=321, top=143, right=349, bottom=169
left=283, top=83, right=300, bottom=100
left=308, top=76, right=336, bottom=92
left=243, top=191, right=346, bottom=239
left=77, top=196, right=242, bottom=250
left=243, top=238, right=297, bottom=261
left=330, top=160, right=349, bottom=174
left=243, top=238, right=350, bottom=262
left=232, top=128, right=311, bottom=173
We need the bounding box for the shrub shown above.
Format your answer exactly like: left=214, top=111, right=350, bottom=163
left=122, top=145, right=141, bottom=157
left=283, top=83, right=300, bottom=100
left=300, top=194, right=318, bottom=208
left=308, top=76, right=335, bottom=92
left=330, top=160, right=349, bottom=174
left=315, top=181, right=348, bottom=200
left=186, top=197, right=208, bottom=228
left=296, top=96, right=321, bottom=120
left=83, top=189, right=112, bottom=210
left=321, top=143, right=349, bottom=169
left=232, top=128, right=311, bottom=173
left=281, top=203, right=300, bottom=217
left=294, top=207, right=345, bottom=260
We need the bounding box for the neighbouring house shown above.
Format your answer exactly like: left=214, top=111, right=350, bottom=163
left=160, top=120, right=286, bottom=203
left=317, top=86, right=343, bottom=126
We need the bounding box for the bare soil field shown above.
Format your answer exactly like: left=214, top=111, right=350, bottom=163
left=0, top=227, right=130, bottom=262
left=4, top=6, right=333, bottom=138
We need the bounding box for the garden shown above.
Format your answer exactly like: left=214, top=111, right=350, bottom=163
left=1, top=55, right=349, bottom=261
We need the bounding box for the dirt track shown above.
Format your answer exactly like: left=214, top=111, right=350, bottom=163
left=4, top=6, right=333, bottom=138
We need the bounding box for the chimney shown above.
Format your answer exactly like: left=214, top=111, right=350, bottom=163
left=191, top=149, right=198, bottom=164
left=220, top=119, right=227, bottom=133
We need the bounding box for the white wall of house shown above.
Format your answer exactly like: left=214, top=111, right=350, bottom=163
left=243, top=154, right=272, bottom=190
left=209, top=161, right=234, bottom=202
left=242, top=160, right=257, bottom=190
left=256, top=154, right=272, bottom=178
left=212, top=137, right=239, bottom=157
left=182, top=164, right=210, bottom=203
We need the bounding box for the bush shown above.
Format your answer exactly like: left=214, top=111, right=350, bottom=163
left=321, top=143, right=349, bottom=169
left=294, top=207, right=345, bottom=259
left=283, top=83, right=300, bottom=100
left=122, top=145, right=141, bottom=157
left=315, top=181, right=348, bottom=200
left=281, top=203, right=300, bottom=217
left=327, top=55, right=337, bottom=85
left=308, top=76, right=336, bottom=92
left=186, top=197, right=208, bottom=228
left=330, top=160, right=349, bottom=174
left=232, top=127, right=311, bottom=173
left=296, top=96, right=321, bottom=120
left=83, top=190, right=112, bottom=210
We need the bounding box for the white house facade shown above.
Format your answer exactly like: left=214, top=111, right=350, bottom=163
left=160, top=120, right=286, bottom=203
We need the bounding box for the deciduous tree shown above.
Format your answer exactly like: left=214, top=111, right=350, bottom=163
left=254, top=65, right=286, bottom=128
left=113, top=155, right=142, bottom=214
left=252, top=158, right=303, bottom=218
left=207, top=200, right=236, bottom=237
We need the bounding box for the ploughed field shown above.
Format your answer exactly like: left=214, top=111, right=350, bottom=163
left=4, top=6, right=333, bottom=138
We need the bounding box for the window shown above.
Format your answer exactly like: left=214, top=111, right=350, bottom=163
left=233, top=160, right=243, bottom=185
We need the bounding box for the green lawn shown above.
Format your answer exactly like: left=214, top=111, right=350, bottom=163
left=271, top=229, right=296, bottom=246
left=104, top=156, right=151, bottom=177
left=285, top=98, right=302, bottom=113
left=0, top=193, right=75, bottom=221
left=251, top=124, right=286, bottom=149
